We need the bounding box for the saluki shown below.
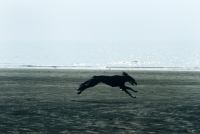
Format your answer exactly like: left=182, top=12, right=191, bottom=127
left=77, top=72, right=138, bottom=98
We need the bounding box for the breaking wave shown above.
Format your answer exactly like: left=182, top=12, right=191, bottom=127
left=1, top=60, right=200, bottom=71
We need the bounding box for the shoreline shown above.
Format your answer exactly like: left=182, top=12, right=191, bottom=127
left=1, top=67, right=200, bottom=71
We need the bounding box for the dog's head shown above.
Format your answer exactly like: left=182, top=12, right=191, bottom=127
left=122, top=71, right=137, bottom=86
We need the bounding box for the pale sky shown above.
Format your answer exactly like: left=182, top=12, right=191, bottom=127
left=0, top=0, right=200, bottom=67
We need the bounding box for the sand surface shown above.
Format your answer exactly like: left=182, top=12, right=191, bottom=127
left=0, top=69, right=200, bottom=133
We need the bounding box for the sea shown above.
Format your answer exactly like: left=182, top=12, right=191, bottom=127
left=1, top=40, right=200, bottom=71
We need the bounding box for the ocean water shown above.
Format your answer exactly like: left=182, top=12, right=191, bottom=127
left=1, top=40, right=200, bottom=70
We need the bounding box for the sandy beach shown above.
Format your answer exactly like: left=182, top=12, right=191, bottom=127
left=0, top=69, right=200, bottom=133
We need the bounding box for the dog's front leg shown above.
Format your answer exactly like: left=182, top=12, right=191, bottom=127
left=123, top=89, right=136, bottom=98
left=120, top=86, right=136, bottom=98
left=125, top=86, right=137, bottom=92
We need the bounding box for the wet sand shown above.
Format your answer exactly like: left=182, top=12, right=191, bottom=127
left=0, top=69, right=200, bottom=133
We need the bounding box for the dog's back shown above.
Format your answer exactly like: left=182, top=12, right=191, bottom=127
left=93, top=75, right=126, bottom=87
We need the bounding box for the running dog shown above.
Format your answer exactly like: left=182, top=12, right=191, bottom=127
left=77, top=72, right=138, bottom=98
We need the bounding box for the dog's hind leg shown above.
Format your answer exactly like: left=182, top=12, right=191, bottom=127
left=77, top=78, right=100, bottom=94
left=78, top=79, right=91, bottom=91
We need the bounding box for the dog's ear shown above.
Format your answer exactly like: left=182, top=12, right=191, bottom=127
left=122, top=71, right=128, bottom=76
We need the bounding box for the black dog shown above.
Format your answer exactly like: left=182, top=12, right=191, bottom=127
left=77, top=72, right=138, bottom=98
